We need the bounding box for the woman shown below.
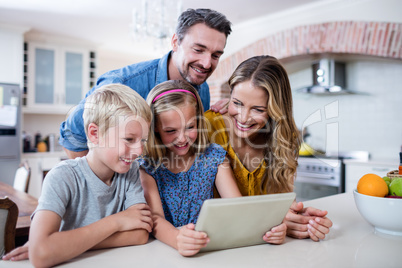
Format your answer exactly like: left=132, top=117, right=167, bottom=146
left=208, top=55, right=332, bottom=241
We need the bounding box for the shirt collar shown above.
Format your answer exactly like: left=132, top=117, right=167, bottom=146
left=156, top=50, right=201, bottom=90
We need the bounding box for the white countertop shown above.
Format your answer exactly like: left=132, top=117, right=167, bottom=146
left=343, top=158, right=398, bottom=166
left=2, top=192, right=401, bottom=268
left=22, top=151, right=67, bottom=159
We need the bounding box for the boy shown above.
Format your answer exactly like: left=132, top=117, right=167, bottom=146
left=3, top=84, right=153, bottom=267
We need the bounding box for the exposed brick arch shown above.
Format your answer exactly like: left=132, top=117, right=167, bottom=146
left=209, top=21, right=402, bottom=104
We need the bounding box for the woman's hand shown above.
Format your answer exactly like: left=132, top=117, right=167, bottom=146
left=263, top=222, right=287, bottom=244
left=284, top=201, right=333, bottom=241
left=176, top=223, right=209, bottom=256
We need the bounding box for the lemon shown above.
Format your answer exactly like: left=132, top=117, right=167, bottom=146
left=299, top=142, right=314, bottom=156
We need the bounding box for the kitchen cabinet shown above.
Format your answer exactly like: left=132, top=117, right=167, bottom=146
left=344, top=160, right=396, bottom=193
left=23, top=42, right=96, bottom=114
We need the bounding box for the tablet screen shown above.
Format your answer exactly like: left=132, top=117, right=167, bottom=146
left=195, top=192, right=296, bottom=252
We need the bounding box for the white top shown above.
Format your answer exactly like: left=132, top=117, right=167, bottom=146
left=2, top=192, right=401, bottom=268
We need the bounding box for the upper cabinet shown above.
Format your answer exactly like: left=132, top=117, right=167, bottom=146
left=23, top=41, right=96, bottom=114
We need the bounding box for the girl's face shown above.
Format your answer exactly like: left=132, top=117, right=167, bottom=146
left=228, top=80, right=269, bottom=140
left=156, top=103, right=198, bottom=158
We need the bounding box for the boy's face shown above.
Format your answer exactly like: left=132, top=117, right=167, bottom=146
left=95, top=115, right=150, bottom=175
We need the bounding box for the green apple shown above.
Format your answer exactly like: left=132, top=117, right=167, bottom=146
left=382, top=176, right=391, bottom=183
left=382, top=177, right=391, bottom=194
left=389, top=177, right=402, bottom=197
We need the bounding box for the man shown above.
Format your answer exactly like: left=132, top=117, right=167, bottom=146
left=59, top=8, right=232, bottom=159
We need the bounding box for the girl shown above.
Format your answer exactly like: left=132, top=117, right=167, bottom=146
left=207, top=55, right=333, bottom=241
left=138, top=80, right=287, bottom=256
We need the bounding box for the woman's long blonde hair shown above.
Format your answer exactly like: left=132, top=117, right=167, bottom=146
left=228, top=55, right=300, bottom=194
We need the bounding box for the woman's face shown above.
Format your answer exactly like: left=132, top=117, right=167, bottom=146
left=227, top=80, right=269, bottom=140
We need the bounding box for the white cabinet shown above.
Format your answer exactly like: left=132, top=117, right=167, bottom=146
left=24, top=42, right=95, bottom=114
left=345, top=161, right=396, bottom=193
left=22, top=151, right=67, bottom=198
left=0, top=25, right=27, bottom=86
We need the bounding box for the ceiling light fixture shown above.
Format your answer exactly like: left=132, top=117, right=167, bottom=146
left=131, top=0, right=183, bottom=54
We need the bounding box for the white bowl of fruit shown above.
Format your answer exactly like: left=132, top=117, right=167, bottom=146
left=353, top=173, right=402, bottom=236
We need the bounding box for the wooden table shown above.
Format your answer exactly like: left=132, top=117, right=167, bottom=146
left=0, top=182, right=38, bottom=237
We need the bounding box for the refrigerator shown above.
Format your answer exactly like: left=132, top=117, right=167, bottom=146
left=0, top=83, right=21, bottom=186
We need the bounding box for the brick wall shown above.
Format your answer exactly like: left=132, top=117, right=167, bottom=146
left=209, top=21, right=402, bottom=105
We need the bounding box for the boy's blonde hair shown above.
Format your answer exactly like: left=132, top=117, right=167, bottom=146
left=145, top=80, right=209, bottom=168
left=83, top=83, right=152, bottom=148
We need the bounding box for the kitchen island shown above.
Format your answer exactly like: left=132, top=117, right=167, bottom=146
left=1, top=192, right=401, bottom=268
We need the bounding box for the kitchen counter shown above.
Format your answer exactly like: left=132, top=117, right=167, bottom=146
left=1, top=192, right=401, bottom=268
left=343, top=158, right=398, bottom=166
left=22, top=151, right=67, bottom=160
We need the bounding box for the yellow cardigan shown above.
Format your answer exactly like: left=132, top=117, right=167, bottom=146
left=205, top=110, right=267, bottom=196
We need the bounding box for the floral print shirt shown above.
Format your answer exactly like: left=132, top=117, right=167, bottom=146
left=138, top=143, right=226, bottom=227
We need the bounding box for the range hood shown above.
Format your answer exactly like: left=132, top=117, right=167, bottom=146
left=297, top=59, right=356, bottom=95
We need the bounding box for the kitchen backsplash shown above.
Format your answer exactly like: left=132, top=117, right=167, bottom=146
left=22, top=113, right=66, bottom=151
left=289, top=59, right=402, bottom=161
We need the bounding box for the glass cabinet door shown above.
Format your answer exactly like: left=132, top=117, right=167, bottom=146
left=64, top=52, right=83, bottom=105
left=34, top=48, right=55, bottom=104
left=25, top=42, right=91, bottom=113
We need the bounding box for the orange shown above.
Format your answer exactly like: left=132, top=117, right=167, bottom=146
left=357, top=173, right=389, bottom=197
left=37, top=141, right=47, bottom=152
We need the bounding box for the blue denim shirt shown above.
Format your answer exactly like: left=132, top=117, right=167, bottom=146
left=59, top=51, right=210, bottom=152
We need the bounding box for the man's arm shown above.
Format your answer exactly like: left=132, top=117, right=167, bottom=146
left=59, top=100, right=89, bottom=156
left=63, top=147, right=88, bottom=159
left=29, top=205, right=152, bottom=268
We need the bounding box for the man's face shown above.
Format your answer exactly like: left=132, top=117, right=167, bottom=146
left=172, top=23, right=227, bottom=86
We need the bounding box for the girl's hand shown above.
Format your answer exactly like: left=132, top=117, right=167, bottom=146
left=176, top=223, right=209, bottom=256
left=263, top=223, right=287, bottom=245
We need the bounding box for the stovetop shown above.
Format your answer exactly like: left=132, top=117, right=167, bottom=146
left=299, top=151, right=370, bottom=161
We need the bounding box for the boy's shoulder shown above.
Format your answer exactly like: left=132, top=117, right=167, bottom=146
left=45, top=157, right=87, bottom=183
left=51, top=157, right=82, bottom=172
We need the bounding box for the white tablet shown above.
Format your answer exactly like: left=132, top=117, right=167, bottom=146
left=195, top=192, right=296, bottom=252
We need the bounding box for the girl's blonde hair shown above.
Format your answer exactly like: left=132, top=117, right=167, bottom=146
left=228, top=55, right=301, bottom=194
left=145, top=80, right=209, bottom=168
left=83, top=83, right=152, bottom=148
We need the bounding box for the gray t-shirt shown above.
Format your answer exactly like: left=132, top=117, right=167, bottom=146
left=34, top=157, right=146, bottom=231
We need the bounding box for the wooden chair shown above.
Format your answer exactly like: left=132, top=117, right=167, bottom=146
left=0, top=197, right=18, bottom=257
left=13, top=161, right=31, bottom=193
